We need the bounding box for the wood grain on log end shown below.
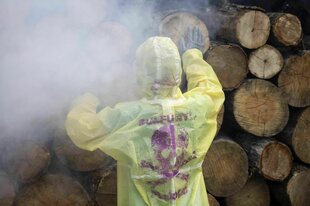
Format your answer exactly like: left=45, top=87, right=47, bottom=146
left=205, top=43, right=248, bottom=90
left=225, top=176, right=270, bottom=206
left=208, top=193, right=220, bottom=206
left=203, top=136, right=248, bottom=197
left=54, top=129, right=112, bottom=172
left=235, top=134, right=292, bottom=181
left=1, top=141, right=50, bottom=183
left=15, top=174, right=92, bottom=206
left=270, top=165, right=310, bottom=206
left=292, top=107, right=310, bottom=164
left=236, top=10, right=270, bottom=49
left=159, top=12, right=210, bottom=53
left=260, top=142, right=292, bottom=181
left=0, top=171, right=15, bottom=206
left=287, top=169, right=310, bottom=206
left=269, top=13, right=303, bottom=46
left=278, top=52, right=310, bottom=107
left=233, top=79, right=289, bottom=136
left=248, top=44, right=284, bottom=79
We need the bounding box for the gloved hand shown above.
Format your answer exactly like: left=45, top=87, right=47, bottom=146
left=179, top=26, right=205, bottom=55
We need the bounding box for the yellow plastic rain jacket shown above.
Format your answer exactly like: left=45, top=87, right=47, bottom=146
left=66, top=37, right=224, bottom=206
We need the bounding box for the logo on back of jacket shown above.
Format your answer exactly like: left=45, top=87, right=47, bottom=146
left=138, top=112, right=197, bottom=201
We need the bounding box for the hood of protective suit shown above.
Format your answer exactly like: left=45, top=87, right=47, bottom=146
left=135, top=37, right=182, bottom=99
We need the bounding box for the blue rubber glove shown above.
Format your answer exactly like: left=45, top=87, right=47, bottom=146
left=179, top=26, right=205, bottom=55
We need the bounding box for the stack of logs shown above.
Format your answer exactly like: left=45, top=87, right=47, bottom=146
left=1, top=2, right=310, bottom=206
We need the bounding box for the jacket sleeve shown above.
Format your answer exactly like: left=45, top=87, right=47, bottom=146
left=65, top=93, right=116, bottom=152
left=182, top=48, right=225, bottom=116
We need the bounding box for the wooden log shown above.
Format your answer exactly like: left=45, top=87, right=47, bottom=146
left=159, top=11, right=210, bottom=53
left=159, top=11, right=210, bottom=90
left=280, top=107, right=310, bottom=164
left=269, top=164, right=310, bottom=206
left=202, top=135, right=248, bottom=197
left=0, top=170, right=15, bottom=206
left=15, top=174, right=92, bottom=205
left=208, top=193, right=220, bottom=206
left=248, top=44, right=284, bottom=79
left=93, top=167, right=117, bottom=206
left=200, top=6, right=270, bottom=49
left=0, top=140, right=50, bottom=183
left=268, top=13, right=303, bottom=46
left=278, top=51, right=310, bottom=107
left=225, top=175, right=270, bottom=206
left=232, top=79, right=289, bottom=137
left=235, top=133, right=292, bottom=181
left=53, top=128, right=112, bottom=172
left=204, top=42, right=248, bottom=91
left=216, top=105, right=225, bottom=134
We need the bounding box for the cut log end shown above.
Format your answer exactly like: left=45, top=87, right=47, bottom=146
left=0, top=171, right=15, bottom=206
left=225, top=176, right=270, bottom=206
left=205, top=44, right=248, bottom=90
left=208, top=193, right=220, bottom=206
left=272, top=13, right=303, bottom=46
left=292, top=107, right=310, bottom=164
left=236, top=10, right=270, bottom=49
left=287, top=170, right=310, bottom=206
left=233, top=79, right=289, bottom=136
left=15, top=174, right=92, bottom=206
left=1, top=141, right=50, bottom=183
left=261, top=142, right=292, bottom=181
left=159, top=12, right=210, bottom=53
left=54, top=129, right=112, bottom=172
left=248, top=44, right=283, bottom=79
left=278, top=52, right=310, bottom=107
left=203, top=137, right=248, bottom=197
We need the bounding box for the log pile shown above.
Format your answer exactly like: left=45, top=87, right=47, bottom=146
left=0, top=1, right=309, bottom=206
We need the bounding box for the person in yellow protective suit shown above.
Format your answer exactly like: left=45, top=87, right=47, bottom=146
left=66, top=27, right=224, bottom=206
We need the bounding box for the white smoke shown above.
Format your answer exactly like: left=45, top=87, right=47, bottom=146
left=0, top=0, right=157, bottom=139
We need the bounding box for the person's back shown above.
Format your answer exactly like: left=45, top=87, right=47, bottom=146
left=66, top=31, right=224, bottom=206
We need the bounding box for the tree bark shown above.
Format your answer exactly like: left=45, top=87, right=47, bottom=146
left=216, top=105, right=225, bottom=135
left=0, top=170, right=15, bottom=206
left=202, top=134, right=248, bottom=197
left=248, top=44, right=284, bottom=79
left=0, top=140, right=50, bottom=183
left=199, top=6, right=270, bottom=49
left=92, top=167, right=117, bottom=206
left=231, top=79, right=289, bottom=137
left=279, top=107, right=310, bottom=164
left=268, top=13, right=303, bottom=46
left=204, top=42, right=248, bottom=91
left=225, top=175, right=270, bottom=206
left=278, top=51, right=310, bottom=107
left=53, top=128, right=113, bottom=172
left=235, top=133, right=293, bottom=181
left=15, top=174, right=92, bottom=206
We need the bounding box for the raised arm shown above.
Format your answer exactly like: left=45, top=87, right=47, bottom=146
left=66, top=93, right=109, bottom=151
left=182, top=48, right=224, bottom=114
left=179, top=27, right=224, bottom=114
